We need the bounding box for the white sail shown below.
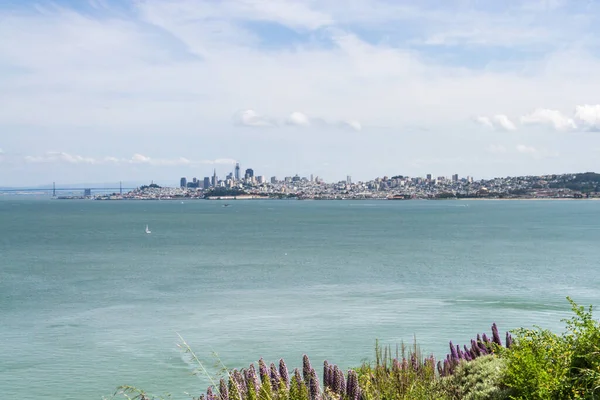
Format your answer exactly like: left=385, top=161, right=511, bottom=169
left=145, top=224, right=151, bottom=234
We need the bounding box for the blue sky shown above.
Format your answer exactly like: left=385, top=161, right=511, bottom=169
left=2, top=0, right=600, bottom=186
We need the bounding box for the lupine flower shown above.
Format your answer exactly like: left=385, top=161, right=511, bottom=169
left=231, top=370, right=246, bottom=398
left=476, top=334, right=482, bottom=344
left=411, top=354, right=418, bottom=371
left=302, top=355, right=312, bottom=384
left=279, top=359, right=290, bottom=389
left=491, top=323, right=502, bottom=346
left=207, top=386, right=216, bottom=400
left=482, top=333, right=490, bottom=344
left=323, top=361, right=330, bottom=389
left=449, top=341, right=459, bottom=362
left=247, top=364, right=260, bottom=394
left=335, top=367, right=346, bottom=395
left=392, top=358, right=401, bottom=371
left=506, top=332, right=513, bottom=349
left=346, top=370, right=360, bottom=400
left=309, top=368, right=321, bottom=400
left=471, top=340, right=481, bottom=356
left=258, top=358, right=269, bottom=384
left=443, top=358, right=451, bottom=376
left=294, top=368, right=304, bottom=390
left=457, top=345, right=463, bottom=360
left=270, top=362, right=281, bottom=392
left=219, top=378, right=229, bottom=400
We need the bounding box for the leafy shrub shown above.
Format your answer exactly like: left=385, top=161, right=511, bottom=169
left=439, top=355, right=512, bottom=400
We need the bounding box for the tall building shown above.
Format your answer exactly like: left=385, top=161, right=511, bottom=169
left=245, top=168, right=254, bottom=179
left=452, top=174, right=459, bottom=182
left=347, top=175, right=352, bottom=184
left=180, top=177, right=187, bottom=188
left=211, top=169, right=218, bottom=187
left=235, top=163, right=240, bottom=181
left=271, top=176, right=277, bottom=184
left=426, top=174, right=432, bottom=181
left=203, top=177, right=210, bottom=189
left=310, top=174, right=314, bottom=182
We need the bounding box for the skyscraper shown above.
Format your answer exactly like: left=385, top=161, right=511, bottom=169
left=180, top=177, right=187, bottom=188
left=235, top=163, right=240, bottom=181
left=203, top=177, right=210, bottom=189
left=245, top=168, right=254, bottom=179
left=346, top=175, right=352, bottom=184
left=211, top=169, right=218, bottom=187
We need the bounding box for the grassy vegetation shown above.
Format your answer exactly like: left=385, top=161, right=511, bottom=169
left=112, top=297, right=600, bottom=400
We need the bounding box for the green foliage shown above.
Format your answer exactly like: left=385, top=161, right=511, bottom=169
left=354, top=340, right=438, bottom=400
left=502, top=297, right=600, bottom=399
left=288, top=375, right=309, bottom=400
left=439, top=356, right=512, bottom=400
left=502, top=326, right=569, bottom=399
left=204, top=187, right=246, bottom=198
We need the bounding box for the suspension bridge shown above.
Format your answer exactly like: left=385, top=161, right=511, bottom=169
left=0, top=182, right=137, bottom=196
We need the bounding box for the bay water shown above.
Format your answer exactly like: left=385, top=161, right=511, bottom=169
left=1, top=198, right=599, bottom=399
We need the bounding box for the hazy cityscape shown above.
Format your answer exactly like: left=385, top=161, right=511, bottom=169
left=73, top=162, right=600, bottom=200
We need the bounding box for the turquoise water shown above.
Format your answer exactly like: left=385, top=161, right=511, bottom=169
left=1, top=198, right=599, bottom=399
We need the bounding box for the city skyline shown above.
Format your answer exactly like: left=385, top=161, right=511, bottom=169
left=3, top=1, right=600, bottom=186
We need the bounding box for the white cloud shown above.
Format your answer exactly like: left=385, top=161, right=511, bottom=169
left=475, top=116, right=494, bottom=129
left=520, top=108, right=577, bottom=131
left=574, top=104, right=600, bottom=131
left=516, top=144, right=559, bottom=159
left=233, top=109, right=274, bottom=127
left=285, top=112, right=311, bottom=127
left=492, top=115, right=517, bottom=131
left=475, top=115, right=516, bottom=131
left=22, top=152, right=236, bottom=167
left=339, top=120, right=362, bottom=131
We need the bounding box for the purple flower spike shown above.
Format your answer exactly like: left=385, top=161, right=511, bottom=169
left=247, top=364, right=260, bottom=394
left=335, top=367, right=345, bottom=395
left=492, top=323, right=502, bottom=346
left=471, top=340, right=481, bottom=356
left=476, top=334, right=482, bottom=343
left=346, top=370, right=360, bottom=400
left=302, top=355, right=312, bottom=384
left=279, top=359, right=290, bottom=389
left=323, top=361, right=330, bottom=389
left=437, top=361, right=443, bottom=376
left=478, top=343, right=488, bottom=355
left=457, top=345, right=463, bottom=360
left=207, top=386, right=216, bottom=400
left=411, top=353, right=418, bottom=371
left=392, top=358, right=401, bottom=371
left=482, top=333, right=490, bottom=344
left=506, top=332, right=513, bottom=349
left=450, top=341, right=459, bottom=362
left=309, top=368, right=321, bottom=400
left=258, top=358, right=269, bottom=384
left=219, top=378, right=229, bottom=400
left=270, top=362, right=281, bottom=392
left=293, top=368, right=304, bottom=387
left=443, top=359, right=451, bottom=376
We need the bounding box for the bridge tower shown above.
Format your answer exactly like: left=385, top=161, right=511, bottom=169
left=52, top=182, right=56, bottom=197
left=120, top=181, right=122, bottom=195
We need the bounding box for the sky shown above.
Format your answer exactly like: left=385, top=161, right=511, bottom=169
left=2, top=0, right=600, bottom=186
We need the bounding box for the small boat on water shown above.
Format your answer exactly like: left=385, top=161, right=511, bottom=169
left=223, top=203, right=230, bottom=207
left=145, top=224, right=151, bottom=234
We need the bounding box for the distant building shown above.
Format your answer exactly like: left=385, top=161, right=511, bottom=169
left=426, top=174, right=432, bottom=181
left=310, top=174, right=314, bottom=182
left=235, top=163, right=240, bottom=181
left=180, top=177, right=187, bottom=188
left=203, top=177, right=210, bottom=189
left=84, top=188, right=91, bottom=197
left=347, top=175, right=352, bottom=184
left=452, top=174, right=459, bottom=182
left=271, top=176, right=277, bottom=184
left=245, top=168, right=254, bottom=179
left=212, top=169, right=218, bottom=187
left=257, top=176, right=266, bottom=184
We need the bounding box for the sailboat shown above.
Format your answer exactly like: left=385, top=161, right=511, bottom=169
left=145, top=224, right=151, bottom=234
